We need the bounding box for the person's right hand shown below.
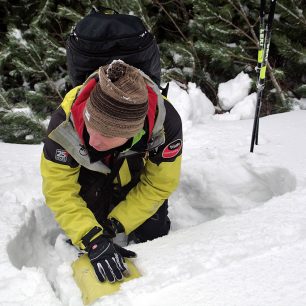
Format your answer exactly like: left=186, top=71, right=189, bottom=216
left=88, top=236, right=136, bottom=283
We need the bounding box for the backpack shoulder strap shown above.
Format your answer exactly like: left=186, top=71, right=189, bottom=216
left=140, top=71, right=166, bottom=141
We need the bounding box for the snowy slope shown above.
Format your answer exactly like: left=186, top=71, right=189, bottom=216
left=0, top=82, right=306, bottom=306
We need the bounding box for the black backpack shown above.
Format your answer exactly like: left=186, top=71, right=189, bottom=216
left=66, top=7, right=161, bottom=88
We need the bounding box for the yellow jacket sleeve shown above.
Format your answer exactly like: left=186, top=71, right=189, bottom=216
left=108, top=155, right=182, bottom=234
left=40, top=153, right=102, bottom=249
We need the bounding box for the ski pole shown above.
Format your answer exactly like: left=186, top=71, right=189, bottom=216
left=256, top=0, right=266, bottom=74
left=250, top=0, right=277, bottom=152
left=255, top=0, right=276, bottom=145
left=254, top=0, right=266, bottom=145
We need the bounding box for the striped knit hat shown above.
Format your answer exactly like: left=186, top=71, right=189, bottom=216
left=84, top=60, right=148, bottom=138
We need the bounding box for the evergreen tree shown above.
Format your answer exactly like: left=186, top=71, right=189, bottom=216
left=0, top=0, right=305, bottom=143
left=272, top=1, right=306, bottom=103
left=153, top=0, right=306, bottom=112
left=0, top=0, right=90, bottom=143
left=0, top=0, right=156, bottom=143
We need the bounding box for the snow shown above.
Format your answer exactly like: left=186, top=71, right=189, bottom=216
left=294, top=97, right=306, bottom=110
left=218, top=71, right=253, bottom=111
left=11, top=107, right=33, bottom=117
left=106, top=59, right=125, bottom=78
left=58, top=47, right=67, bottom=55
left=230, top=92, right=257, bottom=119
left=170, top=51, right=183, bottom=64
left=212, top=92, right=257, bottom=122
left=54, top=78, right=67, bottom=91
left=1, top=80, right=306, bottom=306
left=182, top=67, right=193, bottom=77
left=9, top=28, right=28, bottom=47
left=167, top=81, right=215, bottom=132
left=25, top=135, right=34, bottom=140
left=226, top=43, right=237, bottom=48
left=40, top=117, right=51, bottom=129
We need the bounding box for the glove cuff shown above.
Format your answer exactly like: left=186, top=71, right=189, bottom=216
left=82, top=219, right=124, bottom=252
left=81, top=226, right=103, bottom=251
left=109, top=218, right=125, bottom=234
left=101, top=218, right=124, bottom=236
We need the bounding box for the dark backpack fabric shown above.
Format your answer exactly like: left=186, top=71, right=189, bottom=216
left=66, top=10, right=161, bottom=87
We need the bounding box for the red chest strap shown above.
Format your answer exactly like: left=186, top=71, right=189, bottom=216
left=146, top=85, right=158, bottom=143
left=71, top=78, right=97, bottom=144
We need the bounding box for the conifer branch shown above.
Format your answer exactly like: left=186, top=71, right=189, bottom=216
left=234, top=1, right=259, bottom=47
left=32, top=0, right=51, bottom=25
left=228, top=52, right=257, bottom=63
left=204, top=2, right=257, bottom=45
left=277, top=2, right=306, bottom=26
left=0, top=91, right=10, bottom=108
left=153, top=0, right=200, bottom=69
left=219, top=14, right=257, bottom=45
left=27, top=51, right=63, bottom=100
left=153, top=0, right=189, bottom=43
left=267, top=62, right=287, bottom=107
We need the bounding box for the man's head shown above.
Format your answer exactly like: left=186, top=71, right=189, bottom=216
left=84, top=60, right=148, bottom=151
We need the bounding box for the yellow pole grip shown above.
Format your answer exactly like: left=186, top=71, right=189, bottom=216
left=257, top=50, right=264, bottom=63
left=260, top=66, right=267, bottom=79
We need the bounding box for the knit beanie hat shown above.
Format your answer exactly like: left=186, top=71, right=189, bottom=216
left=84, top=60, right=148, bottom=138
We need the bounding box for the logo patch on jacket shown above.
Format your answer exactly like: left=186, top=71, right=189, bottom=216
left=55, top=149, right=68, bottom=162
left=162, top=139, right=182, bottom=159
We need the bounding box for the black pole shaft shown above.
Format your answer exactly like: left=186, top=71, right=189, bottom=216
left=250, top=0, right=277, bottom=152
left=254, top=0, right=266, bottom=145
left=254, top=0, right=276, bottom=147
left=250, top=28, right=271, bottom=152
left=255, top=88, right=264, bottom=145
left=250, top=88, right=264, bottom=152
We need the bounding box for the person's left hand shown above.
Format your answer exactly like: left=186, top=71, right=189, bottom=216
left=88, top=235, right=136, bottom=283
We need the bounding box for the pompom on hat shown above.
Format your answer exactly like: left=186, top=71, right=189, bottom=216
left=84, top=60, right=148, bottom=138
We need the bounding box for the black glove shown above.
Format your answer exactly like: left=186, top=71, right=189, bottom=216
left=102, top=218, right=125, bottom=236
left=88, top=235, right=137, bottom=283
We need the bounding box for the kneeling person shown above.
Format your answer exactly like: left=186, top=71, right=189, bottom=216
left=40, top=61, right=182, bottom=283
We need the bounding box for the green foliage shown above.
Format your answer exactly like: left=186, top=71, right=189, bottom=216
left=153, top=0, right=306, bottom=110
left=56, top=6, right=84, bottom=22
left=295, top=85, right=306, bottom=98
left=0, top=111, right=46, bottom=144
left=160, top=41, right=196, bottom=79
left=0, top=0, right=305, bottom=144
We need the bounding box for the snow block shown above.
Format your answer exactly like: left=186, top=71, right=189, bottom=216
left=72, top=254, right=141, bottom=305
left=218, top=72, right=252, bottom=111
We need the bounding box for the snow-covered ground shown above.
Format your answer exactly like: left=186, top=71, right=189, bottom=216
left=1, top=78, right=306, bottom=306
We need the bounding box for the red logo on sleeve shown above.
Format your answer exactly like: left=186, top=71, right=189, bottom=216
left=162, top=139, right=182, bottom=159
